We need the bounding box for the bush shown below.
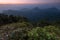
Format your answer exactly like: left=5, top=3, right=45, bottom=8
left=28, top=26, right=60, bottom=40
left=8, top=26, right=60, bottom=40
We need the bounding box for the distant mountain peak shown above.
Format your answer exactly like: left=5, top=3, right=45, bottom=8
left=33, top=7, right=40, bottom=10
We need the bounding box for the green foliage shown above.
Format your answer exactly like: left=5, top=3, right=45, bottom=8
left=0, top=14, right=28, bottom=26
left=9, top=29, right=28, bottom=40
left=8, top=25, right=60, bottom=40
left=28, top=26, right=60, bottom=40
left=0, top=14, right=60, bottom=40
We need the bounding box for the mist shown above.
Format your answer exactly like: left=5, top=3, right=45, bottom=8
left=0, top=3, right=60, bottom=13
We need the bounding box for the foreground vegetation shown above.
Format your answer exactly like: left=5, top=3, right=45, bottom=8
left=0, top=22, right=60, bottom=40
left=0, top=14, right=60, bottom=40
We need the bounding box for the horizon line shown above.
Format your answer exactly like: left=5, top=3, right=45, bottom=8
left=0, top=2, right=60, bottom=4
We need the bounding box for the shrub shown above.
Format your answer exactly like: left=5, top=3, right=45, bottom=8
left=8, top=26, right=60, bottom=40
left=28, top=26, right=60, bottom=40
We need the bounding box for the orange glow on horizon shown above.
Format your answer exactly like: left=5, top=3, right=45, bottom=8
left=0, top=2, right=47, bottom=4
left=0, top=0, right=58, bottom=4
left=0, top=2, right=45, bottom=4
left=0, top=0, right=47, bottom=4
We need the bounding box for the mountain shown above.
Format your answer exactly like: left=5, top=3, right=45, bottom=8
left=2, top=7, right=60, bottom=21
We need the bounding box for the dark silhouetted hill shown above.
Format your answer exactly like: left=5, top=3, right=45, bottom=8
left=2, top=7, right=60, bottom=21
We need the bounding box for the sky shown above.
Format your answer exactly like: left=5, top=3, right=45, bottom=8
left=0, top=0, right=60, bottom=4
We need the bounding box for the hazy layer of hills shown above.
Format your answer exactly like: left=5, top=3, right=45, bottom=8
left=0, top=3, right=60, bottom=12
left=2, top=7, right=60, bottom=22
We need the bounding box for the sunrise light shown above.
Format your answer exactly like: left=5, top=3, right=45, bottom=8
left=0, top=0, right=60, bottom=4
